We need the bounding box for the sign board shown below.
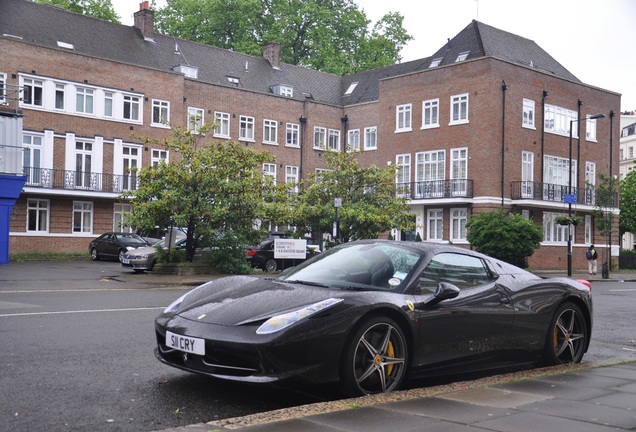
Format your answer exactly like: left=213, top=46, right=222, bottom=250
left=563, top=194, right=577, bottom=204
left=274, top=238, right=307, bottom=259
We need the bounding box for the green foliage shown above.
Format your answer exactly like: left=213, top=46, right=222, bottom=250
left=466, top=209, right=543, bottom=268
left=154, top=0, right=412, bottom=74
left=204, top=232, right=252, bottom=274
left=592, top=173, right=618, bottom=244
left=292, top=150, right=413, bottom=243
left=33, top=0, right=120, bottom=23
left=122, top=123, right=278, bottom=262
left=155, top=245, right=187, bottom=264
left=620, top=169, right=636, bottom=236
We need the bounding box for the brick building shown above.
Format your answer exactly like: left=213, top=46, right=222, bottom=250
left=0, top=0, right=620, bottom=270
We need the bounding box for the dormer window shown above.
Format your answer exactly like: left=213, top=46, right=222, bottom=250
left=344, top=81, right=358, bottom=96
left=455, top=51, right=469, bottom=62
left=227, top=76, right=240, bottom=86
left=429, top=58, right=442, bottom=68
left=273, top=84, right=293, bottom=97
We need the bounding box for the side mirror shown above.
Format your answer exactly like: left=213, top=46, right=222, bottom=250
left=423, top=282, right=460, bottom=307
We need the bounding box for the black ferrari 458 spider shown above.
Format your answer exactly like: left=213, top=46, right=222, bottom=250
left=155, top=240, right=592, bottom=396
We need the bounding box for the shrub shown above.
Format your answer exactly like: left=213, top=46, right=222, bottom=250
left=205, top=232, right=252, bottom=274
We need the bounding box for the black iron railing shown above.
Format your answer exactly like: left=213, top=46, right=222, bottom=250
left=396, top=179, right=474, bottom=200
left=22, top=167, right=139, bottom=193
left=511, top=181, right=617, bottom=206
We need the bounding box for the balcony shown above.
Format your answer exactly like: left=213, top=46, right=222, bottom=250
left=511, top=181, right=617, bottom=206
left=22, top=167, right=139, bottom=194
left=396, top=179, right=474, bottom=200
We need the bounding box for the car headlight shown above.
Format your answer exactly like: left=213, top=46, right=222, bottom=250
left=256, top=298, right=344, bottom=335
left=163, top=292, right=189, bottom=314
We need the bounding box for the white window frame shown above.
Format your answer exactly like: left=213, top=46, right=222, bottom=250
left=73, top=201, right=93, bottom=233
left=313, top=127, right=326, bottom=150
left=151, top=149, right=168, bottom=166
left=55, top=82, right=65, bottom=110
left=76, top=87, right=94, bottom=114
left=522, top=151, right=534, bottom=198
left=263, top=119, right=278, bottom=145
left=364, top=126, right=377, bottom=150
left=544, top=104, right=578, bottom=137
left=543, top=212, right=569, bottom=244
left=450, top=93, right=469, bottom=125
left=585, top=161, right=596, bottom=205
left=239, top=115, right=255, bottom=142
left=214, top=111, right=231, bottom=138
left=286, top=123, right=299, bottom=147
left=396, top=103, right=412, bottom=132
left=104, top=91, right=113, bottom=118
left=122, top=94, right=141, bottom=121
left=543, top=154, right=576, bottom=202
left=22, top=133, right=43, bottom=185
left=523, top=98, right=535, bottom=129
left=286, top=165, right=299, bottom=194
left=122, top=145, right=141, bottom=191
left=263, top=163, right=277, bottom=184
left=113, top=203, right=133, bottom=233
left=415, top=150, right=445, bottom=198
left=429, top=58, right=442, bottom=68
left=396, top=153, right=411, bottom=198
left=585, top=215, right=592, bottom=245
left=151, top=99, right=170, bottom=127
left=188, top=107, right=204, bottom=133
left=328, top=129, right=340, bottom=151
left=586, top=115, right=598, bottom=141
left=348, top=129, right=360, bottom=151
left=427, top=209, right=444, bottom=241
left=455, top=51, right=469, bottom=62
left=22, top=77, right=43, bottom=107
left=450, top=208, right=467, bottom=242
left=27, top=198, right=49, bottom=232
left=422, top=98, right=439, bottom=129
left=450, top=147, right=468, bottom=196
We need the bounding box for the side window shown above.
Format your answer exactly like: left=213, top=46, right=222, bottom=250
left=417, top=252, right=490, bottom=294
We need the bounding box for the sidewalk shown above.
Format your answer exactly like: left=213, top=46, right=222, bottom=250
left=154, top=361, right=636, bottom=431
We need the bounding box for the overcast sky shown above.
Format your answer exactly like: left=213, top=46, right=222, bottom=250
left=113, top=0, right=635, bottom=112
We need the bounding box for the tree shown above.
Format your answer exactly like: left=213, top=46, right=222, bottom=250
left=33, top=0, right=120, bottom=23
left=592, top=173, right=619, bottom=266
left=291, top=150, right=413, bottom=245
left=619, top=169, right=636, bottom=238
left=122, top=124, right=276, bottom=261
left=466, top=209, right=543, bottom=268
left=154, top=0, right=412, bottom=74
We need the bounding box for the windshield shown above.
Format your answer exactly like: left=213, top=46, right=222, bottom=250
left=278, top=242, right=423, bottom=292
left=116, top=233, right=147, bottom=245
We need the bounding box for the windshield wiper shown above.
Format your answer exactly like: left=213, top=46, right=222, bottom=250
left=282, top=279, right=329, bottom=288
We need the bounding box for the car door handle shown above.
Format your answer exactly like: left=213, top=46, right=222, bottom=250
left=499, top=295, right=511, bottom=305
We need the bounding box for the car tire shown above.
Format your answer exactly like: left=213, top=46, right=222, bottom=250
left=340, top=316, right=408, bottom=397
left=543, top=302, right=588, bottom=365
left=118, top=249, right=126, bottom=263
left=91, top=248, right=99, bottom=261
left=264, top=259, right=278, bottom=273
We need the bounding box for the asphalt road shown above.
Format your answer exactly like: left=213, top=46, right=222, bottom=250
left=1, top=260, right=635, bottom=431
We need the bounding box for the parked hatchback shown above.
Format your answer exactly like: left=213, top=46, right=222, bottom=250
left=89, top=232, right=149, bottom=262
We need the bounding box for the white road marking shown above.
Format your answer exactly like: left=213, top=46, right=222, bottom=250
left=609, top=289, right=636, bottom=292
left=0, top=306, right=165, bottom=318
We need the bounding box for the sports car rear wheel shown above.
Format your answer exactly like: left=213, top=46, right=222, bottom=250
left=341, top=316, right=407, bottom=397
left=543, top=302, right=588, bottom=365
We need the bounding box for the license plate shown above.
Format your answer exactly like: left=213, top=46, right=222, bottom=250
left=121, top=258, right=130, bottom=264
left=166, top=331, right=205, bottom=355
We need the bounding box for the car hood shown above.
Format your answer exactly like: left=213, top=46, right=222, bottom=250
left=175, top=276, right=363, bottom=326
left=125, top=245, right=158, bottom=256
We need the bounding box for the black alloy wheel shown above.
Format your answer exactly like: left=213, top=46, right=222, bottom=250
left=543, top=302, right=588, bottom=365
left=264, top=258, right=278, bottom=273
left=340, top=316, right=407, bottom=397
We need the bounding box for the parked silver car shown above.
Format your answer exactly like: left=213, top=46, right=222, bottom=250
left=121, top=237, right=186, bottom=273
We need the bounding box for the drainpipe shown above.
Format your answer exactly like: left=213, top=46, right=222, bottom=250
left=501, top=81, right=507, bottom=207
left=341, top=115, right=348, bottom=153
left=576, top=99, right=582, bottom=194
left=541, top=90, right=549, bottom=183
left=299, top=113, right=307, bottom=186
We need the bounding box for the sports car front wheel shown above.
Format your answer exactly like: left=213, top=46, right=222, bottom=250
left=340, top=316, right=408, bottom=397
left=543, top=302, right=588, bottom=365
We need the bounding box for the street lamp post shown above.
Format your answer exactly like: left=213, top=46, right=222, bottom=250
left=567, top=113, right=606, bottom=276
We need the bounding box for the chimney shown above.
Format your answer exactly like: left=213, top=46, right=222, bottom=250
left=262, top=41, right=281, bottom=69
left=134, top=1, right=155, bottom=41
